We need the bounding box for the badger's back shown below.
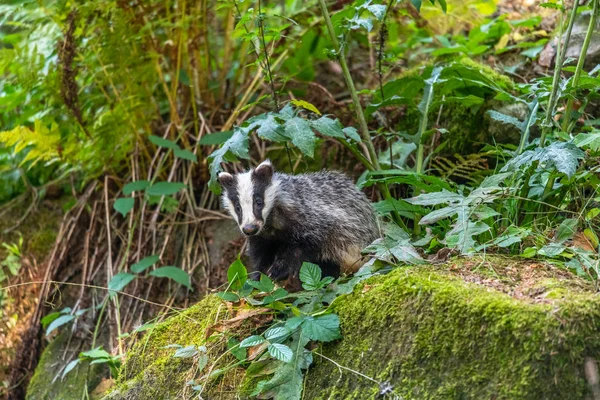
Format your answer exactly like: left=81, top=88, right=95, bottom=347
left=265, top=170, right=379, bottom=272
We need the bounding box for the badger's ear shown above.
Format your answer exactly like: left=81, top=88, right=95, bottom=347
left=253, top=160, right=274, bottom=183
left=217, top=172, right=235, bottom=189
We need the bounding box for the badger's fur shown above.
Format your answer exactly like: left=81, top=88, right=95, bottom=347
left=218, top=160, right=379, bottom=287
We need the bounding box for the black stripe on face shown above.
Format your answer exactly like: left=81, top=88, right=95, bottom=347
left=225, top=176, right=242, bottom=224
left=251, top=174, right=270, bottom=222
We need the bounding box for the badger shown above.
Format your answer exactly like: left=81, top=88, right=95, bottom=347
left=217, top=160, right=379, bottom=288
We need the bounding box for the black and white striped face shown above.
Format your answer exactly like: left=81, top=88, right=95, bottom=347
left=218, top=160, right=277, bottom=237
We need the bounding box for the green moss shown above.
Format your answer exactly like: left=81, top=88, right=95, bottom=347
left=26, top=331, right=104, bottom=400
left=106, top=258, right=600, bottom=400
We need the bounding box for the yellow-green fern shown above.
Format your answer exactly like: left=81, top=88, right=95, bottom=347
left=0, top=120, right=61, bottom=167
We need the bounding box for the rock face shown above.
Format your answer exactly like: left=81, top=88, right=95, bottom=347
left=564, top=10, right=600, bottom=71
left=97, top=258, right=600, bottom=400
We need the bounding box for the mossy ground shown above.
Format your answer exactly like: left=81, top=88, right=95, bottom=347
left=105, top=256, right=600, bottom=400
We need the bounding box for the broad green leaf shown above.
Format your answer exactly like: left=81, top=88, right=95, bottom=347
left=299, top=262, right=322, bottom=290
left=487, top=110, right=522, bottom=129
left=310, top=116, right=345, bottom=139
left=300, top=314, right=341, bottom=342
left=81, top=347, right=111, bottom=359
left=62, top=359, right=80, bottom=379
left=501, top=141, right=584, bottom=178
left=123, top=180, right=150, bottom=195
left=217, top=291, right=240, bottom=302
left=343, top=127, right=361, bottom=142
left=556, top=218, right=578, bottom=243
left=149, top=267, right=191, bottom=289
left=227, top=258, right=248, bottom=291
left=199, top=130, right=233, bottom=146
left=263, top=288, right=288, bottom=304
left=247, top=273, right=274, bottom=293
left=174, top=345, right=198, bottom=358
left=46, top=314, right=75, bottom=336
left=114, top=198, right=134, bottom=217
left=130, top=255, right=159, bottom=273
left=574, top=132, right=600, bottom=151
left=146, top=182, right=187, bottom=196
left=228, top=337, right=247, bottom=361
left=267, top=343, right=293, bottom=363
left=41, top=312, right=61, bottom=329
left=538, top=243, right=566, bottom=257
left=108, top=272, right=136, bottom=294
left=149, top=135, right=179, bottom=150
left=207, top=127, right=251, bottom=193
left=174, top=148, right=197, bottom=162
left=264, top=326, right=291, bottom=342
left=284, top=117, right=315, bottom=158
left=240, top=335, right=266, bottom=348
left=255, top=114, right=287, bottom=142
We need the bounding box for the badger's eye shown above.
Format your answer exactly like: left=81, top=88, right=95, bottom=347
left=255, top=197, right=263, bottom=207
left=234, top=204, right=241, bottom=214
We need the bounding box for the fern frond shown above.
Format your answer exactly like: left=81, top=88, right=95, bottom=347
left=433, top=153, right=489, bottom=185
left=0, top=121, right=61, bottom=168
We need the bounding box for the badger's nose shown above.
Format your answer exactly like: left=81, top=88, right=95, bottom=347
left=242, top=224, right=259, bottom=236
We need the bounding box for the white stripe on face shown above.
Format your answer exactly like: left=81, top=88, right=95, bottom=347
left=236, top=170, right=257, bottom=228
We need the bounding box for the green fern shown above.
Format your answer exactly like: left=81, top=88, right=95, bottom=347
left=0, top=121, right=61, bottom=167
left=432, top=153, right=489, bottom=185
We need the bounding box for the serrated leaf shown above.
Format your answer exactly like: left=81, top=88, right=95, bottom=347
left=227, top=258, right=248, bottom=291
left=123, top=180, right=150, bottom=195
left=146, top=182, right=187, bottom=196
left=264, top=326, right=291, bottom=342
left=291, top=100, right=321, bottom=115
left=255, top=114, right=287, bottom=141
left=46, top=314, right=75, bottom=336
left=263, top=288, right=288, bottom=304
left=114, top=198, right=134, bottom=217
left=61, top=359, right=80, bottom=379
left=108, top=272, right=136, bottom=295
left=300, top=314, right=341, bottom=342
left=268, top=343, right=293, bottom=363
left=310, top=116, right=345, bottom=139
left=149, top=267, right=191, bottom=289
left=501, top=141, right=584, bottom=178
left=364, top=2, right=387, bottom=20
left=130, top=255, right=159, bottom=273
left=240, top=335, right=266, bottom=348
left=247, top=273, right=274, bottom=293
left=207, top=127, right=251, bottom=192
left=299, top=262, right=322, bottom=290
left=149, top=135, right=180, bottom=150
left=284, top=117, right=315, bottom=157
left=487, top=110, right=523, bottom=130
left=173, top=345, right=198, bottom=358
left=174, top=148, right=197, bottom=162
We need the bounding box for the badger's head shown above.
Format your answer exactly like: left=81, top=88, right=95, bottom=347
left=218, top=160, right=277, bottom=237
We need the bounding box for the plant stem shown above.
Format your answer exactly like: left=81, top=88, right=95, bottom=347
left=540, top=0, right=579, bottom=147
left=562, top=0, right=599, bottom=133
left=317, top=0, right=379, bottom=169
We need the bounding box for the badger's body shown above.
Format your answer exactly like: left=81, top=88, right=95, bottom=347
left=218, top=161, right=379, bottom=287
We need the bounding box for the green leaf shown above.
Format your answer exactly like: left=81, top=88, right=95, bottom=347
left=247, top=273, right=274, bottom=293
left=263, top=288, right=289, bottom=304
left=174, top=345, right=198, bottom=358
left=130, top=255, right=159, bottom=273
left=199, top=130, right=233, bottom=146
left=207, top=127, right=251, bottom=192
left=538, top=243, right=566, bottom=257
left=284, top=117, right=316, bottom=158
left=574, top=132, right=600, bottom=151
left=291, top=99, right=321, bottom=115
left=228, top=337, right=247, bottom=361
left=114, top=198, right=134, bottom=217
left=217, top=291, right=240, bottom=302
left=343, top=127, right=361, bottom=142
left=46, top=314, right=75, bottom=336
left=264, top=326, right=291, bottom=343
left=62, top=359, right=80, bottom=379
left=146, top=182, right=187, bottom=196
left=227, top=258, right=248, bottom=291
left=174, top=148, right=197, bottom=163
left=41, top=312, right=61, bottom=329
left=108, top=272, right=136, bottom=294
left=300, top=314, right=341, bottom=342
left=411, top=0, right=422, bottom=11
left=149, top=267, right=191, bottom=289
left=556, top=218, right=578, bottom=243
left=310, top=116, right=345, bottom=139
left=267, top=343, right=293, bottom=363
left=149, top=135, right=180, bottom=150
left=255, top=114, right=287, bottom=142
left=502, top=141, right=584, bottom=178
left=81, top=347, right=111, bottom=359
left=123, top=180, right=150, bottom=195
left=240, top=335, right=266, bottom=348
left=299, top=262, right=322, bottom=290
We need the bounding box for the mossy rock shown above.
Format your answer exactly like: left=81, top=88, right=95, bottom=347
left=105, top=257, right=600, bottom=399
left=26, top=330, right=105, bottom=400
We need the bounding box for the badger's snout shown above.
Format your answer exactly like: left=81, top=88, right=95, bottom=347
left=242, top=223, right=260, bottom=236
